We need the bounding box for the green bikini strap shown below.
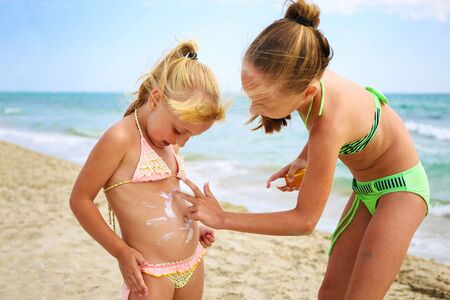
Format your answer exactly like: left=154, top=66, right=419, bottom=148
left=318, top=79, right=325, bottom=116
left=328, top=194, right=361, bottom=256
left=303, top=80, right=325, bottom=129
left=366, top=86, right=389, bottom=105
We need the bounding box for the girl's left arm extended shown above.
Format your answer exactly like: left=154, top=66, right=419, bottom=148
left=176, top=125, right=342, bottom=236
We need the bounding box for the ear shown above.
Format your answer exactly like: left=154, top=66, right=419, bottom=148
left=147, top=89, right=163, bottom=109
left=303, top=83, right=319, bottom=101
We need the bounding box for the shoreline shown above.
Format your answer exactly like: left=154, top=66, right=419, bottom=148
left=1, top=140, right=449, bottom=299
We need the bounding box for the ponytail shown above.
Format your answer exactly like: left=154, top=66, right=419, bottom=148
left=124, top=40, right=226, bottom=123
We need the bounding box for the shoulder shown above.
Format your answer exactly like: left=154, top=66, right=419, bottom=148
left=310, top=76, right=358, bottom=148
left=309, top=111, right=346, bottom=149
left=97, top=115, right=136, bottom=152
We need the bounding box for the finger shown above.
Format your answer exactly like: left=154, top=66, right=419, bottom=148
left=267, top=173, right=283, bottom=188
left=175, top=191, right=198, bottom=205
left=126, top=275, right=139, bottom=294
left=286, top=166, right=298, bottom=183
left=135, top=254, right=148, bottom=266
left=203, top=182, right=214, bottom=198
left=201, top=235, right=212, bottom=246
left=129, top=273, right=142, bottom=294
left=125, top=279, right=141, bottom=296
left=267, top=167, right=291, bottom=188
left=132, top=270, right=148, bottom=296
left=188, top=211, right=200, bottom=221
left=268, top=172, right=283, bottom=183
left=186, top=205, right=197, bottom=214
left=181, top=177, right=204, bottom=197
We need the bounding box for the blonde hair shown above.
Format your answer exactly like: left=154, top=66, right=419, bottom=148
left=124, top=40, right=226, bottom=123
left=245, top=0, right=333, bottom=133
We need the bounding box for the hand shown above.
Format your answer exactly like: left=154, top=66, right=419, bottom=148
left=116, top=246, right=149, bottom=297
left=175, top=178, right=226, bottom=229
left=267, top=157, right=306, bottom=192
left=199, top=226, right=215, bottom=248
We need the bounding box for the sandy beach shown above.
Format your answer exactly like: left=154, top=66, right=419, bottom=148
left=0, top=140, right=449, bottom=300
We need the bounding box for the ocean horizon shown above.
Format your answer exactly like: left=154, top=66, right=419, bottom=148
left=1, top=91, right=449, bottom=264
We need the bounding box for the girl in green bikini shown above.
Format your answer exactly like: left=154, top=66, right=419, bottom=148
left=176, top=0, right=430, bottom=298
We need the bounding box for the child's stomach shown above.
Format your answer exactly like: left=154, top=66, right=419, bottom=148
left=105, top=177, right=199, bottom=263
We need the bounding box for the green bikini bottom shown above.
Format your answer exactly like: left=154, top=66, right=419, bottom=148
left=328, top=162, right=430, bottom=255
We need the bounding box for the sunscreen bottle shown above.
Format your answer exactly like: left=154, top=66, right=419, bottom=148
left=270, top=168, right=306, bottom=189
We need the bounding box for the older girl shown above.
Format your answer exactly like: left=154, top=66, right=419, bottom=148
left=177, top=1, right=429, bottom=299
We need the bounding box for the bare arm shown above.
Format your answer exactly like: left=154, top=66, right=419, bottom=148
left=70, top=121, right=150, bottom=296
left=298, top=141, right=308, bottom=161
left=266, top=142, right=308, bottom=188
left=69, top=124, right=130, bottom=257
left=180, top=125, right=341, bottom=236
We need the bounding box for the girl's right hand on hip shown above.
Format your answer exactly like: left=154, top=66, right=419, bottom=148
left=266, top=158, right=307, bottom=191
left=116, top=246, right=149, bottom=297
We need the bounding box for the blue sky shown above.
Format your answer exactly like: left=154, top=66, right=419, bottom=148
left=0, top=0, right=449, bottom=93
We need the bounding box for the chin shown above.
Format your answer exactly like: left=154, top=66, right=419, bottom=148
left=153, top=140, right=170, bottom=148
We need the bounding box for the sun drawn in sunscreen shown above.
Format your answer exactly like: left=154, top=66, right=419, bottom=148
left=141, top=201, right=156, bottom=209
left=145, top=216, right=167, bottom=227
left=157, top=232, right=176, bottom=245
left=160, top=192, right=177, bottom=219
left=179, top=216, right=194, bottom=244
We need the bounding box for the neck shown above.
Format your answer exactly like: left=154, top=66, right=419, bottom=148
left=297, top=81, right=323, bottom=129
left=137, top=106, right=163, bottom=149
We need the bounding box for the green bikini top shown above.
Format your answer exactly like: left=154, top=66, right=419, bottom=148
left=301, top=81, right=389, bottom=155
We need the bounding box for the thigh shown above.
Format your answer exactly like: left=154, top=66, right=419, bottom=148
left=319, top=193, right=372, bottom=299
left=345, top=191, right=427, bottom=300
left=129, top=273, right=175, bottom=300
left=173, top=261, right=204, bottom=300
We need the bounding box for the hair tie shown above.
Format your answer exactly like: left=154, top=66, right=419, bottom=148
left=295, top=16, right=313, bottom=27
left=185, top=52, right=198, bottom=60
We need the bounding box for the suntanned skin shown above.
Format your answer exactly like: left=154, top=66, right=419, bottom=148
left=176, top=63, right=427, bottom=299
left=70, top=90, right=215, bottom=300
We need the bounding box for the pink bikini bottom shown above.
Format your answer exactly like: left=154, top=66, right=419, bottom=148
left=122, top=244, right=205, bottom=299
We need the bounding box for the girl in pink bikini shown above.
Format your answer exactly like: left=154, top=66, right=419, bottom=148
left=70, top=41, right=226, bottom=300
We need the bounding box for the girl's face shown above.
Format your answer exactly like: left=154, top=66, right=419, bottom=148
left=144, top=95, right=213, bottom=149
left=241, top=61, right=304, bottom=119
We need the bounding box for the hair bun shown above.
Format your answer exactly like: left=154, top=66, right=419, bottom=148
left=175, top=40, right=199, bottom=60
left=185, top=52, right=198, bottom=60
left=285, top=0, right=321, bottom=29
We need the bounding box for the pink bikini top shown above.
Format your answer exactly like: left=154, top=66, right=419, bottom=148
left=103, top=109, right=185, bottom=192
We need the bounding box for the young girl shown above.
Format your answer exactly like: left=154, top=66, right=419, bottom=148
left=70, top=41, right=226, bottom=300
left=175, top=1, right=430, bottom=299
